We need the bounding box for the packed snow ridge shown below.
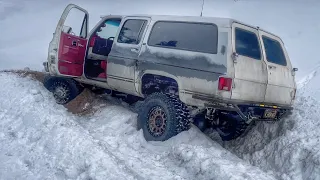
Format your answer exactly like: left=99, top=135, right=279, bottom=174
left=222, top=68, right=320, bottom=180
left=0, top=72, right=275, bottom=180
left=0, top=71, right=320, bottom=180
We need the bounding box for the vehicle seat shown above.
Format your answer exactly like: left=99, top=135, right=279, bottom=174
left=97, top=61, right=107, bottom=78
left=105, top=39, right=114, bottom=56
left=92, top=37, right=114, bottom=56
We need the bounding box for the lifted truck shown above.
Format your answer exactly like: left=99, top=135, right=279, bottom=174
left=43, top=4, right=297, bottom=141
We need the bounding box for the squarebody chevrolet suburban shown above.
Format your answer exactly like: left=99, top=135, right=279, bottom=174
left=43, top=4, right=297, bottom=141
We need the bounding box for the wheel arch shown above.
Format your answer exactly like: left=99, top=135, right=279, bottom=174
left=137, top=70, right=182, bottom=96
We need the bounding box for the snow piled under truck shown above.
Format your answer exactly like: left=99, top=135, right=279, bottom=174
left=0, top=66, right=319, bottom=179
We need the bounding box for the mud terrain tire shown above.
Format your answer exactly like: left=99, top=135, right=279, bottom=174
left=216, top=113, right=249, bottom=141
left=43, top=76, right=82, bottom=105
left=137, top=93, right=191, bottom=141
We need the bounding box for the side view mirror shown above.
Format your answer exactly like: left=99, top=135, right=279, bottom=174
left=97, top=27, right=103, bottom=32
left=292, top=68, right=298, bottom=76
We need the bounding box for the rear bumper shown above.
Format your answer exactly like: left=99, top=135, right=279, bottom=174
left=192, top=94, right=293, bottom=124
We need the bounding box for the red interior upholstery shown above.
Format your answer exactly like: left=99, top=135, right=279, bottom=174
left=97, top=61, right=107, bottom=78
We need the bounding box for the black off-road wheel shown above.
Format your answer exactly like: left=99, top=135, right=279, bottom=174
left=43, top=76, right=82, bottom=105
left=137, top=93, right=191, bottom=141
left=215, top=112, right=249, bottom=141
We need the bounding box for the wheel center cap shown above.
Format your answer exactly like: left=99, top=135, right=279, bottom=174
left=155, top=116, right=163, bottom=127
left=148, top=106, right=167, bottom=137
left=54, top=87, right=66, bottom=98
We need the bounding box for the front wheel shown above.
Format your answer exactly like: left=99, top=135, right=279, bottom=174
left=137, top=93, right=191, bottom=141
left=43, top=76, right=82, bottom=104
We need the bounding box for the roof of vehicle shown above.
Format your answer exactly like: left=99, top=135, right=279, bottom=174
left=100, top=14, right=282, bottom=41
left=102, top=14, right=235, bottom=27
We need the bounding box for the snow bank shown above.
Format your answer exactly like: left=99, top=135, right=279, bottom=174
left=0, top=72, right=276, bottom=180
left=0, top=73, right=138, bottom=180
left=1, top=0, right=319, bottom=79
left=222, top=69, right=320, bottom=180
left=297, top=65, right=320, bottom=100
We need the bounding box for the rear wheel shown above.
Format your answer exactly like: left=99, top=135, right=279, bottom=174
left=137, top=93, right=191, bottom=141
left=43, top=76, right=82, bottom=104
left=214, top=112, right=249, bottom=141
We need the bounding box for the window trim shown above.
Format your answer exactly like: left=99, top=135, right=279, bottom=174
left=80, top=14, right=88, bottom=38
left=147, top=20, right=219, bottom=54
left=117, top=19, right=147, bottom=45
left=234, top=27, right=262, bottom=60
left=262, top=35, right=287, bottom=66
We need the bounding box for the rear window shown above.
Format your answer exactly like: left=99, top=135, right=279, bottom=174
left=148, top=21, right=218, bottom=54
left=262, top=36, right=287, bottom=66
left=235, top=28, right=261, bottom=60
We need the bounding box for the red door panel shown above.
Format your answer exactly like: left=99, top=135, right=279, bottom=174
left=58, top=32, right=87, bottom=76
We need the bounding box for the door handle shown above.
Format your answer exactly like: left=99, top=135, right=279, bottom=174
left=232, top=52, right=239, bottom=63
left=135, top=59, right=141, bottom=66
left=131, top=48, right=139, bottom=53
left=268, top=65, right=276, bottom=69
left=72, top=41, right=77, bottom=46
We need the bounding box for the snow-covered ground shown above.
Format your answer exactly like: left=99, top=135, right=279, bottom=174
left=1, top=67, right=320, bottom=180
left=221, top=68, right=320, bottom=180
left=1, top=1, right=320, bottom=179
left=1, top=0, right=320, bottom=79
left=0, top=72, right=277, bottom=180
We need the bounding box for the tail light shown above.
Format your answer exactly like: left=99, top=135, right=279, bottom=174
left=218, top=77, right=232, bottom=91
left=89, top=36, right=96, bottom=47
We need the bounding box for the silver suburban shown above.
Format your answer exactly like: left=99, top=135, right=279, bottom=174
left=43, top=4, right=297, bottom=141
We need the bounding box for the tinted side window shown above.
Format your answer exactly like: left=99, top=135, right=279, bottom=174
left=235, top=28, right=261, bottom=60
left=148, top=21, right=218, bottom=54
left=262, top=36, right=287, bottom=66
left=117, top=19, right=147, bottom=44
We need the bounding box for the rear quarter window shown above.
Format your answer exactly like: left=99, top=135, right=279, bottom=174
left=262, top=36, right=287, bottom=66
left=148, top=21, right=218, bottom=54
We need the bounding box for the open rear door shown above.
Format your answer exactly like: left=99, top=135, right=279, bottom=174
left=47, top=4, right=88, bottom=77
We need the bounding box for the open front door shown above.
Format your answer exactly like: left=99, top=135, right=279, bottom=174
left=48, top=4, right=88, bottom=77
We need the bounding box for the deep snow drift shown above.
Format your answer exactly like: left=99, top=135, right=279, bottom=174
left=0, top=72, right=276, bottom=180
left=1, top=0, right=320, bottom=79
left=297, top=64, right=320, bottom=100
left=220, top=68, right=320, bottom=180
